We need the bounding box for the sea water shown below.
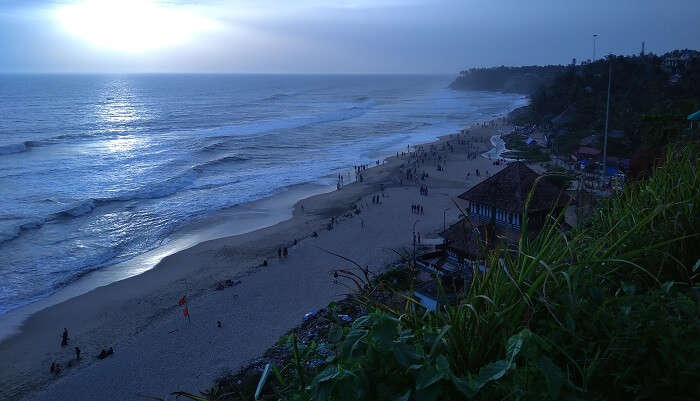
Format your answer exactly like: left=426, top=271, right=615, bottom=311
left=0, top=74, right=527, bottom=314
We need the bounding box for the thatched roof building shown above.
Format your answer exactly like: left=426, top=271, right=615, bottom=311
left=458, top=162, right=570, bottom=230
left=440, top=219, right=491, bottom=260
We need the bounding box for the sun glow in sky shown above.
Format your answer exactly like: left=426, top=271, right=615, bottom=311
left=54, top=0, right=220, bottom=53
left=1, top=0, right=698, bottom=73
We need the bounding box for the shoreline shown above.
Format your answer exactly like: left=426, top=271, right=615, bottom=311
left=0, top=182, right=335, bottom=343
left=0, top=117, right=514, bottom=401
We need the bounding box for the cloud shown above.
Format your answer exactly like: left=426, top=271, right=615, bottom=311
left=0, top=0, right=699, bottom=73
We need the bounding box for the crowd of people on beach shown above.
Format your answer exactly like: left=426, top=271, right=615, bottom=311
left=49, top=328, right=114, bottom=377
left=354, top=164, right=369, bottom=183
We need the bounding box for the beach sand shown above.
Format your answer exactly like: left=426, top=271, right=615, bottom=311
left=0, top=122, right=512, bottom=401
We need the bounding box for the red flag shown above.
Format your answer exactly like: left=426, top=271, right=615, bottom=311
left=178, top=296, right=186, bottom=306
left=183, top=307, right=189, bottom=317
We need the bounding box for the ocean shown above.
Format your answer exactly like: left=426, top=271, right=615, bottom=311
left=0, top=74, right=526, bottom=315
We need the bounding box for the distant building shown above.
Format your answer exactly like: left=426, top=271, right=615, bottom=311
left=688, top=110, right=700, bottom=130
left=458, top=162, right=570, bottom=231
left=605, top=156, right=630, bottom=171
left=662, top=50, right=700, bottom=73
left=579, top=135, right=598, bottom=147
left=576, top=146, right=601, bottom=160
left=413, top=219, right=492, bottom=311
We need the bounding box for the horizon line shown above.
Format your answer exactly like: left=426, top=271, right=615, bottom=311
left=0, top=71, right=460, bottom=76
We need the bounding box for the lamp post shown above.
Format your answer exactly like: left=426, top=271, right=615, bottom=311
left=443, top=207, right=450, bottom=232
left=593, top=34, right=598, bottom=60
left=602, top=57, right=612, bottom=180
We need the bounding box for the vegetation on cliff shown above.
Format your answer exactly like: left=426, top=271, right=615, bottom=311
left=453, top=50, right=699, bottom=167
left=449, top=66, right=567, bottom=94
left=526, top=52, right=699, bottom=159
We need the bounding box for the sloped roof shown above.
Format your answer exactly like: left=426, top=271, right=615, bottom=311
left=688, top=110, right=700, bottom=121
left=458, top=162, right=570, bottom=213
left=439, top=219, right=487, bottom=259
left=577, top=146, right=601, bottom=156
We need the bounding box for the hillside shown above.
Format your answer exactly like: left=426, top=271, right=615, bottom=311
left=449, top=65, right=568, bottom=94
left=524, top=50, right=700, bottom=158
left=454, top=51, right=700, bottom=169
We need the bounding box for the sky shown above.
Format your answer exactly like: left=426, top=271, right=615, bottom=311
left=1, top=0, right=699, bottom=74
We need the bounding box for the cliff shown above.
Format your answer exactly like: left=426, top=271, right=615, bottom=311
left=449, top=65, right=568, bottom=94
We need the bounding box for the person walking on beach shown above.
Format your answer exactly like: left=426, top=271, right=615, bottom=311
left=283, top=247, right=288, bottom=258
left=75, top=346, right=81, bottom=360
left=61, top=328, right=68, bottom=346
left=277, top=248, right=282, bottom=259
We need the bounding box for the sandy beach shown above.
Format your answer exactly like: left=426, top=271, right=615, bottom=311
left=0, top=121, right=512, bottom=401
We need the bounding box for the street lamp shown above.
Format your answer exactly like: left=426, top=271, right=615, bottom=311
left=593, top=34, right=598, bottom=60
left=602, top=57, right=612, bottom=180
left=443, top=207, right=450, bottom=232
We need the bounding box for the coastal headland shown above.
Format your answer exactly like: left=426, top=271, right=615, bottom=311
left=0, top=120, right=515, bottom=401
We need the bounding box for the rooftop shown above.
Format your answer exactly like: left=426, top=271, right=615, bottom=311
left=439, top=219, right=489, bottom=259
left=458, top=162, right=570, bottom=213
left=577, top=146, right=601, bottom=156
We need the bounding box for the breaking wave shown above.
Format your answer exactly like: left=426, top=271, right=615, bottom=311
left=0, top=142, right=30, bottom=155
left=192, top=155, right=250, bottom=172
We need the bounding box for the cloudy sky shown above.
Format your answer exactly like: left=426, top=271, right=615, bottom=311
left=1, top=0, right=699, bottom=73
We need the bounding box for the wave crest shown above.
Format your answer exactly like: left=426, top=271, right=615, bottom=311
left=193, top=155, right=249, bottom=172
left=0, top=142, right=29, bottom=155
